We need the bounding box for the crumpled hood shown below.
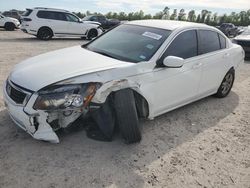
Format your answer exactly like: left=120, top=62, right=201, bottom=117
left=82, top=20, right=100, bottom=26
left=10, top=46, right=132, bottom=91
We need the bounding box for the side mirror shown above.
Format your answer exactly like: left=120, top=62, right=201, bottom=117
left=163, top=56, right=184, bottom=68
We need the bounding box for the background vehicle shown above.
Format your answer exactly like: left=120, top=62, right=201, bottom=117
left=3, top=20, right=244, bottom=144
left=0, top=14, right=20, bottom=31
left=233, top=26, right=250, bottom=59
left=2, top=10, right=22, bottom=21
left=82, top=15, right=120, bottom=30
left=20, top=7, right=103, bottom=40
left=218, top=23, right=240, bottom=37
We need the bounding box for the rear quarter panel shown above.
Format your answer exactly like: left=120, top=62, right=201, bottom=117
left=228, top=43, right=245, bottom=70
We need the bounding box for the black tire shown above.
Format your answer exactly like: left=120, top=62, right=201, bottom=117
left=4, top=22, right=15, bottom=31
left=114, top=89, right=142, bottom=144
left=87, top=29, right=98, bottom=40
left=214, top=68, right=235, bottom=98
left=37, top=27, right=53, bottom=40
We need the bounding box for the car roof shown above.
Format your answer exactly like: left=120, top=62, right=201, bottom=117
left=127, top=19, right=213, bottom=31
left=33, top=7, right=70, bottom=13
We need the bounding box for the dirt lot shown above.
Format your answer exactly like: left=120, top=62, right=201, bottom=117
left=0, top=29, right=250, bottom=188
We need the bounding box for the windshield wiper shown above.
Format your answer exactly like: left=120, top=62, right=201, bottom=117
left=82, top=45, right=121, bottom=60
left=92, top=50, right=120, bottom=60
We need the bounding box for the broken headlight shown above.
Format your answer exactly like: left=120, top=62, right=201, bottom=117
left=33, top=83, right=101, bottom=111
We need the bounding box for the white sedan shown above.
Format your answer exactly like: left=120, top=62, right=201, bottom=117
left=3, top=20, right=244, bottom=143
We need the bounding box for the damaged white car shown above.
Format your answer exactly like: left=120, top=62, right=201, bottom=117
left=3, top=20, right=244, bottom=144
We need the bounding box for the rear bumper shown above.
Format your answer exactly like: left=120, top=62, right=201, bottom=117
left=20, top=25, right=37, bottom=35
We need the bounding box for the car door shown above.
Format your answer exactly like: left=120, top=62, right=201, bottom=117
left=65, top=13, right=86, bottom=35
left=197, top=30, right=230, bottom=96
left=36, top=11, right=68, bottom=34
left=150, top=29, right=203, bottom=116
left=51, top=12, right=69, bottom=34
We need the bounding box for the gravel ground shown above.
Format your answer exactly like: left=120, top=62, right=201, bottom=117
left=0, top=29, right=250, bottom=188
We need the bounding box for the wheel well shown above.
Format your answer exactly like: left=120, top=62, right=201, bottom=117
left=133, top=91, right=149, bottom=118
left=87, top=28, right=98, bottom=35
left=109, top=89, right=149, bottom=119
left=38, top=26, right=53, bottom=36
left=4, top=22, right=15, bottom=27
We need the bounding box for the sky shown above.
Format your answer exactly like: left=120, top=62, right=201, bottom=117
left=0, top=0, right=249, bottom=15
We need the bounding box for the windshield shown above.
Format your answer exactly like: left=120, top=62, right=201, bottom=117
left=82, top=16, right=92, bottom=21
left=85, top=24, right=171, bottom=63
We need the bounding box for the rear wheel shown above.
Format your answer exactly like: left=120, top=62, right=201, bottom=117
left=214, top=68, right=235, bottom=98
left=87, top=29, right=98, bottom=40
left=4, top=22, right=15, bottom=31
left=114, top=89, right=142, bottom=144
left=37, top=27, right=53, bottom=40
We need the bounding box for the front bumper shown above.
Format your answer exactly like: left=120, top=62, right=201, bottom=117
left=15, top=23, right=20, bottom=29
left=3, top=81, right=59, bottom=143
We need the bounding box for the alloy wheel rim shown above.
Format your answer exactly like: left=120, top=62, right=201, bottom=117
left=221, top=73, right=233, bottom=95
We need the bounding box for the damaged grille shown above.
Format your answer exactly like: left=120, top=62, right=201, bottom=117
left=6, top=81, right=29, bottom=105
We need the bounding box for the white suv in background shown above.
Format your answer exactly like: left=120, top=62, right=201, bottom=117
left=20, top=7, right=103, bottom=40
left=0, top=14, right=20, bottom=31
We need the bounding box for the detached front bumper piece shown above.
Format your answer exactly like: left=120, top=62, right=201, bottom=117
left=3, top=80, right=59, bottom=143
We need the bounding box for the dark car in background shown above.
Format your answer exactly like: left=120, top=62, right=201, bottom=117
left=82, top=15, right=120, bottom=30
left=218, top=23, right=241, bottom=37
left=233, top=26, right=250, bottom=59
left=2, top=10, right=22, bottom=21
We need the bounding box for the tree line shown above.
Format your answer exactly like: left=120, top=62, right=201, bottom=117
left=74, top=7, right=250, bottom=26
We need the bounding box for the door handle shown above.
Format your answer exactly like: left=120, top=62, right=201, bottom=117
left=192, top=63, right=202, bottom=69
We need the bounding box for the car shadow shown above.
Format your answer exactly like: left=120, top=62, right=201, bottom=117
left=0, top=91, right=239, bottom=188
left=244, top=59, right=250, bottom=63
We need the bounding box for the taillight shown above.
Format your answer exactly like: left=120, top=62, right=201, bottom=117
left=22, top=18, right=32, bottom=22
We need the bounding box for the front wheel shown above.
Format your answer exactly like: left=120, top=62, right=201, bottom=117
left=5, top=22, right=15, bottom=31
left=87, top=29, right=98, bottom=40
left=214, top=69, right=235, bottom=98
left=114, top=89, right=142, bottom=144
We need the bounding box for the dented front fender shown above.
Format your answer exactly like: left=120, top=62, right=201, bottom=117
left=92, top=79, right=141, bottom=103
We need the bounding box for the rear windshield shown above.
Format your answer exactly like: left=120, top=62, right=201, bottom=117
left=22, top=9, right=33, bottom=16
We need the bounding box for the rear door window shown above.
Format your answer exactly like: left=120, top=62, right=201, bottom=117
left=37, top=11, right=66, bottom=21
left=37, top=11, right=52, bottom=19
left=219, top=34, right=226, bottom=49
left=54, top=12, right=67, bottom=21
left=198, top=30, right=221, bottom=54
